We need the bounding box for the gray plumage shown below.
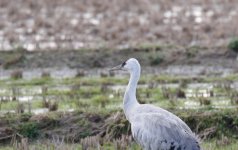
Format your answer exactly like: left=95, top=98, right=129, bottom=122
left=130, top=104, right=200, bottom=150
left=111, top=58, right=201, bottom=150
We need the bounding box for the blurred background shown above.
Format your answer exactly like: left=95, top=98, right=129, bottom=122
left=0, top=0, right=238, bottom=149
left=0, top=0, right=238, bottom=50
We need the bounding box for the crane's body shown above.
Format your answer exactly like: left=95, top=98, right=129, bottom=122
left=127, top=104, right=200, bottom=150
left=111, top=58, right=201, bottom=150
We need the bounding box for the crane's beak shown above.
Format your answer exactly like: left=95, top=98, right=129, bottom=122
left=109, top=65, right=122, bottom=71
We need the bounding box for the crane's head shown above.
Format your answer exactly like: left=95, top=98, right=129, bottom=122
left=110, top=58, right=140, bottom=73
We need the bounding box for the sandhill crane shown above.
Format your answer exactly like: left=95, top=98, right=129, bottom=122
left=110, top=58, right=201, bottom=150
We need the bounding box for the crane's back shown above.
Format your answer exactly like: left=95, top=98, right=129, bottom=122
left=129, top=104, right=200, bottom=150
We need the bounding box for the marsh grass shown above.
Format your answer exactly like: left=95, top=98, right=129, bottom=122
left=1, top=71, right=238, bottom=149
left=0, top=110, right=238, bottom=149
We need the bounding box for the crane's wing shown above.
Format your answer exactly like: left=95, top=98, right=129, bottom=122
left=138, top=104, right=194, bottom=133
left=131, top=107, right=200, bottom=150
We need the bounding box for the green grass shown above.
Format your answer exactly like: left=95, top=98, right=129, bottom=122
left=202, top=139, right=238, bottom=150
left=0, top=100, right=18, bottom=110
left=0, top=139, right=237, bottom=150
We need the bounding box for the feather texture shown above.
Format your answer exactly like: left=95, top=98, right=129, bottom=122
left=130, top=104, right=200, bottom=150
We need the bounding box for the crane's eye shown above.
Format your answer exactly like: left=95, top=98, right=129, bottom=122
left=121, top=61, right=126, bottom=67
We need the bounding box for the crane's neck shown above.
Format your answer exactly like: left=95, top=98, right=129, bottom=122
left=123, top=68, right=140, bottom=120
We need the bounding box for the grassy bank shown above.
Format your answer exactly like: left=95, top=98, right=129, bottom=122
left=0, top=109, right=238, bottom=149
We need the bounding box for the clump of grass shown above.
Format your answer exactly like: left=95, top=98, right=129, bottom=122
left=215, top=135, right=231, bottom=147
left=81, top=135, right=101, bottom=150
left=41, top=91, right=59, bottom=111
left=41, top=86, right=48, bottom=108
left=176, top=88, right=186, bottom=98
left=11, top=86, right=20, bottom=101
left=199, top=97, right=211, bottom=106
left=100, top=71, right=108, bottom=78
left=149, top=55, right=164, bottom=66
left=228, top=38, right=238, bottom=53
left=138, top=43, right=161, bottom=52
left=186, top=46, right=199, bottom=58
left=11, top=70, right=23, bottom=80
left=18, top=122, right=39, bottom=138
left=16, top=102, right=25, bottom=114
left=41, top=71, right=51, bottom=78
left=230, top=90, right=238, bottom=105
left=17, top=137, right=29, bottom=150
left=76, top=69, right=86, bottom=77
left=100, top=112, right=130, bottom=141
left=48, top=101, right=59, bottom=111
left=20, top=113, right=32, bottom=122
left=113, top=135, right=132, bottom=150
left=179, top=79, right=189, bottom=88
left=161, top=86, right=176, bottom=100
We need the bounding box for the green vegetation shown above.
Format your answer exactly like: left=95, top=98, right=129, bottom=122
left=185, top=46, right=201, bottom=58
left=18, top=122, right=39, bottom=138
left=92, top=95, right=109, bottom=108
left=228, top=38, right=238, bottom=53
left=0, top=140, right=237, bottom=150
left=138, top=43, right=162, bottom=52
left=149, top=55, right=164, bottom=66
left=0, top=110, right=237, bottom=149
